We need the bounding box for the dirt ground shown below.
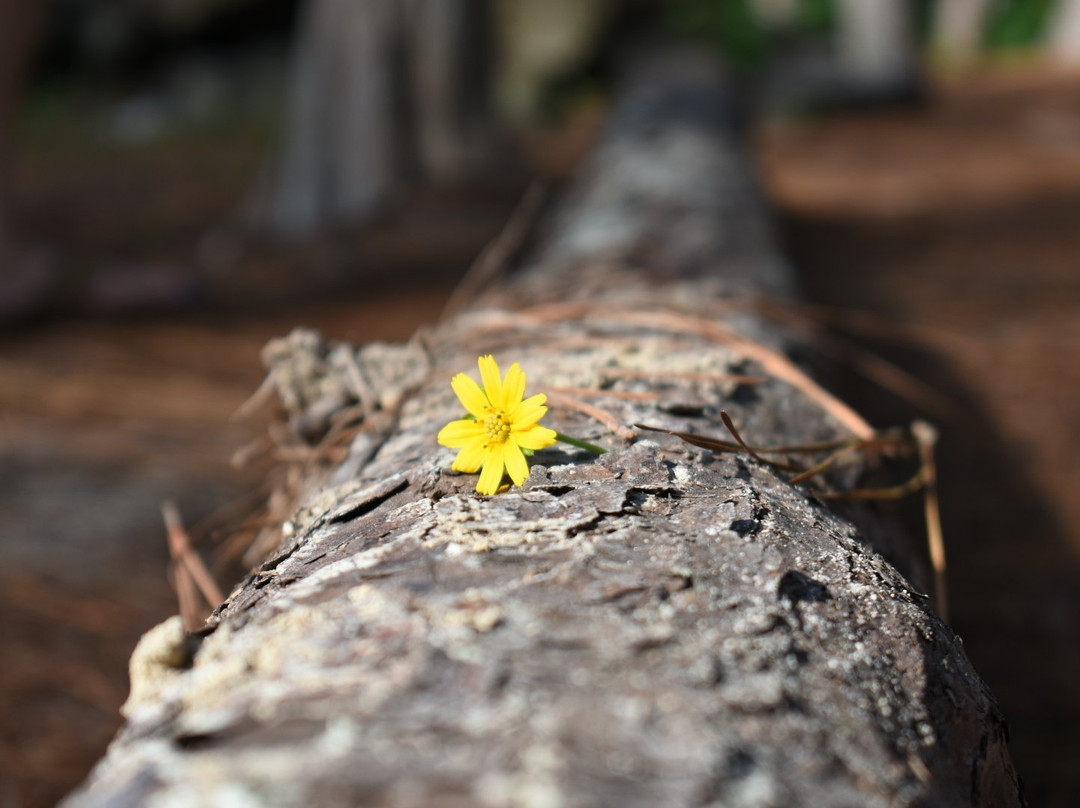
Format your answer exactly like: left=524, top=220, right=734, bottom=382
left=2, top=69, right=1079, bottom=806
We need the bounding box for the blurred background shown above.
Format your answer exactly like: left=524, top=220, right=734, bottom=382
left=1, top=1, right=1078, bottom=805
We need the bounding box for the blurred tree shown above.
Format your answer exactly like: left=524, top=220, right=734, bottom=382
left=0, top=0, right=43, bottom=213
left=494, top=0, right=614, bottom=125
left=250, top=0, right=620, bottom=237
left=835, top=0, right=917, bottom=91
left=931, top=0, right=992, bottom=64
left=1049, top=0, right=1080, bottom=61
left=0, top=0, right=49, bottom=319
left=751, top=0, right=801, bottom=29
left=255, top=0, right=938, bottom=237
left=250, top=0, right=495, bottom=237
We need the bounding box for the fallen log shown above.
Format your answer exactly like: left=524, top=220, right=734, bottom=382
left=65, top=51, right=1022, bottom=808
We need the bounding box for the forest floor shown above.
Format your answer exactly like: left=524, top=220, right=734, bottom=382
left=2, top=67, right=1079, bottom=807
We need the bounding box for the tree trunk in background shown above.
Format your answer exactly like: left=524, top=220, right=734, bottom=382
left=252, top=0, right=492, bottom=236
left=0, top=0, right=45, bottom=200
left=930, top=0, right=992, bottom=64
left=749, top=0, right=800, bottom=29
left=835, top=0, right=917, bottom=91
left=64, top=50, right=1022, bottom=808
left=492, top=0, right=614, bottom=125
left=0, top=0, right=49, bottom=317
left=1049, top=0, right=1080, bottom=64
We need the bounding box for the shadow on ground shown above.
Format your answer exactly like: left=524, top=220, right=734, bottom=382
left=779, top=208, right=1080, bottom=808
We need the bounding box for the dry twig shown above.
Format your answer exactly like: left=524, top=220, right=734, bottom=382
left=440, top=181, right=549, bottom=320
left=163, top=501, right=225, bottom=631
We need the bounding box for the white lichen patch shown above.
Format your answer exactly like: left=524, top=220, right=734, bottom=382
left=122, top=615, right=190, bottom=721
left=145, top=589, right=434, bottom=736
left=426, top=493, right=601, bottom=552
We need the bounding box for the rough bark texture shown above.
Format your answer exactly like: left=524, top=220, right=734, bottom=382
left=65, top=53, right=1022, bottom=808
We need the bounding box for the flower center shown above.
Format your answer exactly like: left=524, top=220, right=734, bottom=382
left=483, top=411, right=512, bottom=444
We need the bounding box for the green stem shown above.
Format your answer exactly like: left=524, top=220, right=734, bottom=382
left=555, top=432, right=607, bottom=455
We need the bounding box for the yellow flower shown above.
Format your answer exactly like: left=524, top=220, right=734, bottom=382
left=438, top=355, right=557, bottom=495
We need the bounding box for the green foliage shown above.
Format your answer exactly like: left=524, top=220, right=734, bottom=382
left=985, top=0, right=1054, bottom=49
left=795, top=0, right=836, bottom=33
left=663, top=0, right=1060, bottom=65
left=663, top=0, right=772, bottom=68
left=662, top=0, right=841, bottom=69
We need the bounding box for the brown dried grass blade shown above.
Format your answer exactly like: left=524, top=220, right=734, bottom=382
left=754, top=298, right=961, bottom=420
left=719, top=411, right=805, bottom=472
left=803, top=329, right=957, bottom=421
left=625, top=311, right=876, bottom=440
left=912, top=420, right=948, bottom=623
left=440, top=180, right=548, bottom=320
left=634, top=423, right=742, bottom=454
left=163, top=501, right=226, bottom=630
left=787, top=442, right=861, bottom=485
left=545, top=389, right=636, bottom=441
left=514, top=304, right=875, bottom=440
left=598, top=367, right=767, bottom=385
left=540, top=385, right=661, bottom=402
left=231, top=372, right=277, bottom=422
left=816, top=469, right=926, bottom=501
left=785, top=431, right=910, bottom=485
left=635, top=423, right=851, bottom=458
left=167, top=548, right=202, bottom=633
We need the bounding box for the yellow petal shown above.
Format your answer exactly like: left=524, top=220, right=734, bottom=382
left=502, top=441, right=530, bottom=486
left=509, top=393, right=548, bottom=428
left=451, top=373, right=491, bottom=419
left=513, top=424, right=558, bottom=451
left=476, top=453, right=505, bottom=495
left=502, top=362, right=527, bottom=409
left=478, top=355, right=505, bottom=410
left=451, top=439, right=488, bottom=473
left=438, top=418, right=486, bottom=448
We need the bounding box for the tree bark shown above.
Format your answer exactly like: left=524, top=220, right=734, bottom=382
left=65, top=51, right=1022, bottom=808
